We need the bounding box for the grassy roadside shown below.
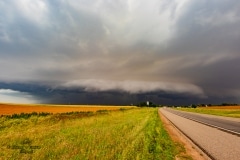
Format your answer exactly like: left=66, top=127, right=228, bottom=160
left=176, top=108, right=240, bottom=118
left=0, top=108, right=180, bottom=159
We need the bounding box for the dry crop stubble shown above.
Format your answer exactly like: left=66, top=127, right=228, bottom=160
left=0, top=103, right=134, bottom=115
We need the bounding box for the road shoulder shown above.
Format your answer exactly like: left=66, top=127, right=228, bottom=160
left=158, top=109, right=207, bottom=160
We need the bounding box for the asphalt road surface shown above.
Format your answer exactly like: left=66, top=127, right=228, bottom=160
left=165, top=108, right=240, bottom=135
left=160, top=108, right=240, bottom=160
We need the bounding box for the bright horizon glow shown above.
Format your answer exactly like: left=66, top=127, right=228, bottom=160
left=0, top=89, right=40, bottom=104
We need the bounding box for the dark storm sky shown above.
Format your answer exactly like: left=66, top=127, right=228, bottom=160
left=0, top=0, right=240, bottom=104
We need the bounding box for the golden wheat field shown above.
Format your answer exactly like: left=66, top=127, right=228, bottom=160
left=0, top=103, right=134, bottom=115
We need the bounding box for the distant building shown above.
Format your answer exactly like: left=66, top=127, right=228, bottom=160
left=146, top=101, right=149, bottom=106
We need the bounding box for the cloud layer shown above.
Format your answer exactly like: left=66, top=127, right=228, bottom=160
left=62, top=79, right=204, bottom=96
left=0, top=0, right=240, bottom=103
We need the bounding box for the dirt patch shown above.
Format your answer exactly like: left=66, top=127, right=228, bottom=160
left=158, top=110, right=207, bottom=160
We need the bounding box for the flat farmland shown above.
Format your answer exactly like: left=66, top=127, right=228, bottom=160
left=177, top=106, right=240, bottom=118
left=0, top=103, right=134, bottom=115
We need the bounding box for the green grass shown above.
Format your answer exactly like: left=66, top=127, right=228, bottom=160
left=176, top=108, right=240, bottom=118
left=0, top=108, right=181, bottom=160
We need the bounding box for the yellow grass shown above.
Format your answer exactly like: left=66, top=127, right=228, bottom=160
left=203, top=106, right=240, bottom=109
left=0, top=108, right=180, bottom=159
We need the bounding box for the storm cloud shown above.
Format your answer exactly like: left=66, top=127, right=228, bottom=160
left=0, top=0, right=240, bottom=104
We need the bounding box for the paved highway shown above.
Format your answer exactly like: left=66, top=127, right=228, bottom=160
left=165, top=108, right=240, bottom=135
left=160, top=108, right=240, bottom=160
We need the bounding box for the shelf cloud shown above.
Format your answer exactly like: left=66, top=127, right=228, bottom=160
left=62, top=79, right=204, bottom=96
